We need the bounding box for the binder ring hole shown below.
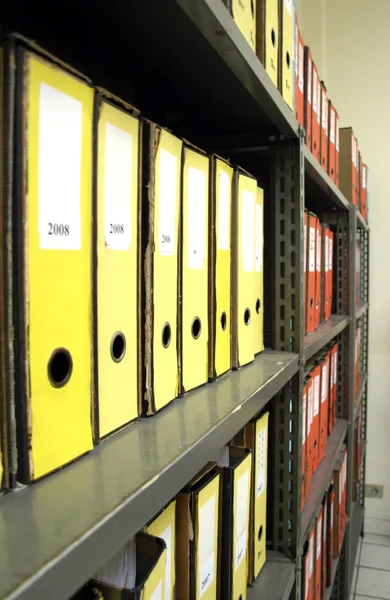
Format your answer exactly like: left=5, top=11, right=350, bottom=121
left=220, top=312, right=227, bottom=331
left=48, top=348, right=73, bottom=388
left=239, top=596, right=243, bottom=600
left=244, top=308, right=251, bottom=326
left=286, top=51, right=291, bottom=69
left=258, top=525, right=263, bottom=541
left=111, top=332, right=126, bottom=363
left=162, top=323, right=171, bottom=349
left=310, top=298, right=314, bottom=307
left=271, top=28, right=276, bottom=47
left=256, top=299, right=261, bottom=314
left=191, top=317, right=202, bottom=340
left=250, top=0, right=254, bottom=17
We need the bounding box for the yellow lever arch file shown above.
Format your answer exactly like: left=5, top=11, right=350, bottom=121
left=281, top=0, right=293, bottom=109
left=223, top=0, right=256, bottom=51
left=8, top=37, right=94, bottom=481
left=254, top=186, right=264, bottom=355
left=231, top=169, right=257, bottom=368
left=145, top=499, right=176, bottom=600
left=181, top=146, right=209, bottom=394
left=95, top=94, right=141, bottom=438
left=144, top=123, right=182, bottom=414
left=209, top=156, right=233, bottom=380
left=256, top=0, right=279, bottom=87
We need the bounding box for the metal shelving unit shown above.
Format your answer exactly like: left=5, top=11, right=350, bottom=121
left=0, top=1, right=369, bottom=600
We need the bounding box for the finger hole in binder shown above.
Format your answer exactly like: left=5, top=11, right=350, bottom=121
left=111, top=332, right=126, bottom=363
left=162, top=322, right=171, bottom=348
left=191, top=317, right=202, bottom=340
left=286, top=51, right=291, bottom=69
left=250, top=0, right=254, bottom=17
left=48, top=348, right=73, bottom=388
left=258, top=525, right=263, bottom=541
left=256, top=299, right=261, bottom=314
left=244, top=308, right=251, bottom=326
left=220, top=311, right=227, bottom=331
left=271, top=28, right=276, bottom=47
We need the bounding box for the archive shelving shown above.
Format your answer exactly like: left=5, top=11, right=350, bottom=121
left=0, top=1, right=369, bottom=599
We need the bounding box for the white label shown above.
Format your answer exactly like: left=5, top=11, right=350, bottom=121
left=38, top=83, right=82, bottom=250
left=198, top=495, right=216, bottom=598
left=352, top=137, right=357, bottom=167
left=309, top=226, right=315, bottom=272
left=160, top=525, right=172, bottom=600
left=150, top=581, right=163, bottom=600
left=242, top=190, right=255, bottom=272
left=325, top=235, right=329, bottom=272
left=294, top=24, right=298, bottom=75
left=304, top=224, right=307, bottom=273
left=308, top=384, right=313, bottom=430
left=321, top=364, right=328, bottom=403
left=257, top=427, right=267, bottom=497
left=317, top=516, right=322, bottom=559
left=330, top=109, right=336, bottom=145
left=187, top=166, right=206, bottom=270
left=309, top=536, right=314, bottom=577
left=303, top=392, right=307, bottom=445
left=329, top=237, right=333, bottom=273
left=321, top=91, right=327, bottom=131
left=333, top=351, right=338, bottom=386
left=158, top=149, right=177, bottom=256
left=284, top=0, right=292, bottom=16
left=313, top=70, right=318, bottom=114
left=255, top=204, right=263, bottom=272
left=313, top=375, right=320, bottom=417
left=298, top=43, right=304, bottom=92
left=316, top=229, right=321, bottom=272
left=308, top=58, right=312, bottom=105
left=317, top=82, right=321, bottom=124
left=235, top=470, right=250, bottom=570
left=218, top=170, right=230, bottom=251
left=103, top=123, right=133, bottom=250
left=362, top=166, right=367, bottom=189
left=336, top=118, right=340, bottom=152
left=331, top=501, right=334, bottom=529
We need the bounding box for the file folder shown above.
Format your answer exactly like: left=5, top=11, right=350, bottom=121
left=339, top=127, right=358, bottom=205
left=331, top=343, right=338, bottom=431
left=311, top=363, right=321, bottom=472
left=224, top=0, right=256, bottom=50
left=361, top=163, right=368, bottom=221
left=304, top=47, right=313, bottom=150
left=302, top=381, right=308, bottom=509
left=314, top=507, right=323, bottom=600
left=333, top=452, right=344, bottom=557
left=86, top=532, right=166, bottom=600
left=144, top=124, right=182, bottom=414
left=231, top=169, right=257, bottom=368
left=328, top=230, right=334, bottom=318
left=328, top=102, right=336, bottom=182
left=321, top=224, right=330, bottom=322
left=306, top=375, right=314, bottom=492
left=220, top=446, right=252, bottom=600
left=6, top=37, right=94, bottom=482
left=176, top=464, right=220, bottom=600
left=335, top=111, right=340, bottom=187
left=358, top=151, right=362, bottom=212
left=325, top=480, right=335, bottom=585
left=95, top=93, right=141, bottom=439
left=321, top=500, right=327, bottom=597
left=181, top=145, right=209, bottom=393
left=145, top=500, right=176, bottom=600
left=314, top=218, right=321, bottom=328
left=306, top=212, right=316, bottom=334
left=209, top=156, right=233, bottom=379
left=254, top=186, right=264, bottom=355
left=256, top=0, right=279, bottom=87
left=295, top=25, right=304, bottom=126
left=304, top=210, right=308, bottom=334
left=311, top=63, right=321, bottom=163
left=320, top=82, right=328, bottom=173
left=319, top=352, right=330, bottom=461
left=244, top=412, right=268, bottom=583
left=302, top=528, right=314, bottom=600
left=281, top=0, right=294, bottom=109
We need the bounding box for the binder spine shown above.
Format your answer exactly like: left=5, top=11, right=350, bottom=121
left=91, top=92, right=100, bottom=444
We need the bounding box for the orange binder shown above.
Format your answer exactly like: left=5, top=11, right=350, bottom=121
left=361, top=163, right=368, bottom=221
left=322, top=224, right=330, bottom=321
left=328, top=102, right=336, bottom=182
left=304, top=47, right=313, bottom=150
left=321, top=500, right=327, bottom=597
left=307, top=213, right=317, bottom=334
left=306, top=375, right=314, bottom=492
left=353, top=136, right=359, bottom=205
left=314, top=218, right=321, bottom=328
left=311, top=363, right=321, bottom=472
left=319, top=351, right=330, bottom=461
left=303, top=527, right=315, bottom=600
left=311, top=62, right=321, bottom=163
left=314, top=507, right=323, bottom=600
left=328, top=230, right=334, bottom=318
left=295, top=27, right=304, bottom=127
left=332, top=343, right=338, bottom=430
left=320, top=82, right=328, bottom=173
left=326, top=480, right=335, bottom=585
left=304, top=210, right=308, bottom=334
left=302, top=379, right=308, bottom=509
left=335, top=111, right=340, bottom=187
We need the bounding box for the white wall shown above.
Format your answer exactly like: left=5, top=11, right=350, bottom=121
left=297, top=0, right=390, bottom=529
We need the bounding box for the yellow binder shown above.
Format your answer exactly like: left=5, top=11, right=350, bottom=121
left=145, top=500, right=176, bottom=600
left=181, top=146, right=209, bottom=394
left=144, top=124, right=182, bottom=414
left=11, top=40, right=93, bottom=481
left=231, top=169, right=257, bottom=368
left=209, top=157, right=233, bottom=379
left=281, top=0, right=293, bottom=108
left=220, top=446, right=252, bottom=600
left=256, top=0, right=279, bottom=87
left=176, top=464, right=220, bottom=600
left=245, top=412, right=269, bottom=583
left=95, top=95, right=140, bottom=439
left=226, top=0, right=256, bottom=51
left=254, top=186, right=264, bottom=355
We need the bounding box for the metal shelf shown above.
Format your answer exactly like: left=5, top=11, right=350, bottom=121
left=304, top=146, right=350, bottom=212
left=247, top=552, right=295, bottom=600
left=351, top=502, right=364, bottom=570
left=356, top=302, right=368, bottom=320
left=300, top=420, right=348, bottom=546
left=304, top=315, right=349, bottom=363
left=0, top=350, right=298, bottom=600
left=354, top=372, right=368, bottom=420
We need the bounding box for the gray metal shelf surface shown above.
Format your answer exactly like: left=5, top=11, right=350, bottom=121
left=304, top=146, right=350, bottom=211
left=304, top=315, right=350, bottom=364
left=356, top=302, right=368, bottom=320
left=301, top=420, right=349, bottom=546
left=247, top=551, right=295, bottom=600
left=0, top=350, right=298, bottom=600
left=354, top=372, right=368, bottom=420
